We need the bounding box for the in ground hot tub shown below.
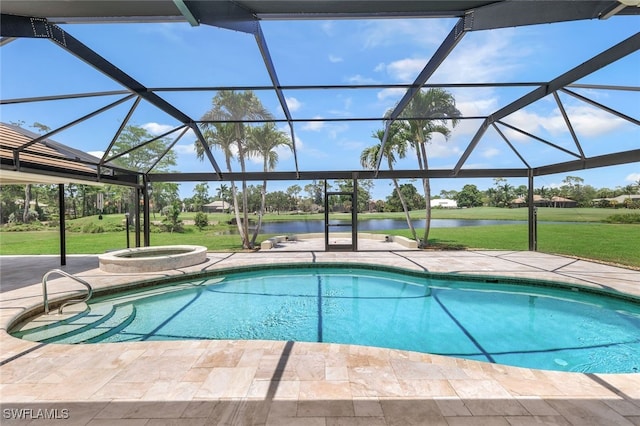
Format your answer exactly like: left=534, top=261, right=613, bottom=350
left=99, top=245, right=208, bottom=273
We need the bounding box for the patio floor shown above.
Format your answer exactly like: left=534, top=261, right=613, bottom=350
left=1, top=245, right=640, bottom=425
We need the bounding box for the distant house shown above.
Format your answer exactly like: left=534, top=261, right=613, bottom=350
left=510, top=195, right=577, bottom=208
left=430, top=199, right=457, bottom=209
left=592, top=194, right=640, bottom=206
left=203, top=200, right=230, bottom=213
left=549, top=196, right=577, bottom=208
left=511, top=195, right=549, bottom=208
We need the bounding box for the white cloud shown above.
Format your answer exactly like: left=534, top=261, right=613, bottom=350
left=501, top=109, right=543, bottom=141
left=173, top=144, right=196, bottom=155
left=286, top=97, right=302, bottom=112
left=408, top=139, right=461, bottom=159
left=379, top=29, right=525, bottom=85
left=376, top=87, right=405, bottom=102
left=142, top=122, right=175, bottom=136
left=328, top=96, right=354, bottom=117
left=302, top=118, right=325, bottom=131
left=501, top=104, right=627, bottom=141
left=544, top=105, right=626, bottom=137
left=88, top=151, right=104, bottom=159
left=346, top=74, right=378, bottom=85
left=626, top=173, right=640, bottom=183
left=329, top=54, right=343, bottom=63
left=359, top=19, right=449, bottom=49
left=328, top=123, right=349, bottom=139
left=385, top=58, right=427, bottom=83
left=432, top=29, right=526, bottom=83
left=321, top=21, right=335, bottom=36
left=482, top=147, right=501, bottom=159
left=455, top=95, right=499, bottom=117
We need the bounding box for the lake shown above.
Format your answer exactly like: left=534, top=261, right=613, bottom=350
left=230, top=218, right=528, bottom=234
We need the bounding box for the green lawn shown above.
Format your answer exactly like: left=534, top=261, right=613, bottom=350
left=386, top=223, right=639, bottom=268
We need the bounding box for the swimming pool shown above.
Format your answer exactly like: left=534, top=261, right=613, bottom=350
left=11, top=264, right=640, bottom=373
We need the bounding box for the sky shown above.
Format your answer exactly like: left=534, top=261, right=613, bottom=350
left=1, top=11, right=639, bottom=201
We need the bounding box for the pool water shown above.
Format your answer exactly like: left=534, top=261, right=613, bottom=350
left=12, top=266, right=640, bottom=373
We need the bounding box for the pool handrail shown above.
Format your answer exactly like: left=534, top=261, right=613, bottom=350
left=42, top=269, right=93, bottom=315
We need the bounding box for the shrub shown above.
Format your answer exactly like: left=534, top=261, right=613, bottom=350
left=82, top=222, right=105, bottom=233
left=194, top=212, right=209, bottom=230
left=161, top=201, right=183, bottom=233
left=8, top=210, right=39, bottom=224
left=0, top=222, right=46, bottom=232
left=603, top=213, right=640, bottom=224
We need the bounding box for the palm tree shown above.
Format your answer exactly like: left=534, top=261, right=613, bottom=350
left=216, top=184, right=231, bottom=213
left=361, top=121, right=418, bottom=242
left=246, top=122, right=293, bottom=246
left=196, top=122, right=248, bottom=241
left=398, top=88, right=461, bottom=246
left=200, top=91, right=273, bottom=248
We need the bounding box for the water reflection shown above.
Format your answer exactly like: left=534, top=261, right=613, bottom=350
left=223, top=218, right=527, bottom=235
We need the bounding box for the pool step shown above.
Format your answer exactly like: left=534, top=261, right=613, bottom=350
left=14, top=303, right=110, bottom=342
left=12, top=281, right=212, bottom=344
left=16, top=304, right=134, bottom=344
left=55, top=304, right=136, bottom=344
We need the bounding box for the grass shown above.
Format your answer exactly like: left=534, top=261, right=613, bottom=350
left=1, top=208, right=638, bottom=268
left=385, top=223, right=639, bottom=268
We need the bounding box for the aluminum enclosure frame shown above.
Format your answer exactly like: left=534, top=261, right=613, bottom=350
left=1, top=0, right=639, bottom=254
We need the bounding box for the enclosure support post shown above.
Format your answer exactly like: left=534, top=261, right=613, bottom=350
left=352, top=173, right=358, bottom=252
left=528, top=170, right=537, bottom=251
left=58, top=184, right=66, bottom=266
left=134, top=187, right=141, bottom=247
left=143, top=176, right=150, bottom=247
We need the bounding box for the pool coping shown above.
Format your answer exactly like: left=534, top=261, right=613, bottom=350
left=1, top=250, right=640, bottom=424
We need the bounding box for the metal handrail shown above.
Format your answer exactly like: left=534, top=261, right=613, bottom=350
left=42, top=269, right=93, bottom=315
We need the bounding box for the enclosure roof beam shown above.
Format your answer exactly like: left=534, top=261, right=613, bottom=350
left=534, top=149, right=640, bottom=176
left=375, top=17, right=467, bottom=175
left=254, top=22, right=300, bottom=178
left=453, top=31, right=640, bottom=175
left=560, top=87, right=640, bottom=126
left=0, top=13, right=223, bottom=178
left=553, top=92, right=585, bottom=159
left=147, top=168, right=529, bottom=183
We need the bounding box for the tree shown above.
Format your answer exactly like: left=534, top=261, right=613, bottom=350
left=285, top=184, right=302, bottom=211
left=215, top=184, right=232, bottom=213
left=111, top=125, right=178, bottom=172
left=304, top=180, right=324, bottom=206
left=332, top=179, right=373, bottom=213
left=361, top=121, right=418, bottom=241
left=192, top=182, right=210, bottom=212
left=150, top=182, right=179, bottom=216
left=246, top=122, right=292, bottom=246
left=162, top=200, right=183, bottom=233
left=385, top=183, right=424, bottom=213
left=199, top=91, right=273, bottom=249
left=265, top=191, right=289, bottom=214
left=396, top=88, right=461, bottom=246
left=109, top=124, right=179, bottom=218
left=491, top=178, right=514, bottom=208
left=439, top=189, right=458, bottom=200
left=456, top=184, right=483, bottom=208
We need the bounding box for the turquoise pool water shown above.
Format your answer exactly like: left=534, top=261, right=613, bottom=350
left=12, top=266, right=640, bottom=373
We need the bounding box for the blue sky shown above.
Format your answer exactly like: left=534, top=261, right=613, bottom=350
left=1, top=14, right=638, bottom=200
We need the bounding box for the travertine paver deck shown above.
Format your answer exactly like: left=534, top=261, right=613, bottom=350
left=1, top=245, right=639, bottom=425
